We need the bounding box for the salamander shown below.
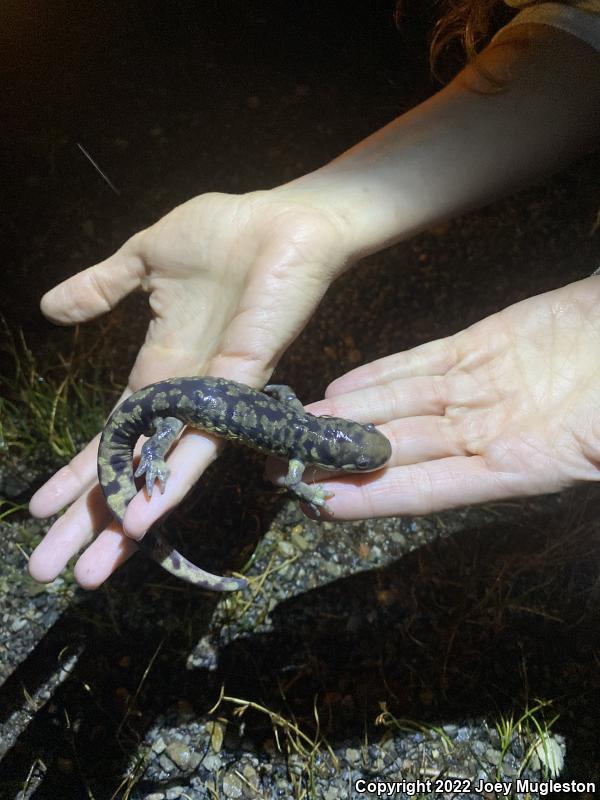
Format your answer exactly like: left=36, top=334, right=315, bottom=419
left=98, top=377, right=392, bottom=592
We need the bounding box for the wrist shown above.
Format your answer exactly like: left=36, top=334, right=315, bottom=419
left=277, top=161, right=416, bottom=264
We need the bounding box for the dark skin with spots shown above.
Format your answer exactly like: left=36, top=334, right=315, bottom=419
left=97, top=377, right=392, bottom=590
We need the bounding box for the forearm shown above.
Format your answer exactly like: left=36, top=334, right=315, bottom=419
left=280, top=24, right=600, bottom=261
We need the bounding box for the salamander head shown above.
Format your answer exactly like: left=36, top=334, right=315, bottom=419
left=318, top=419, right=392, bottom=473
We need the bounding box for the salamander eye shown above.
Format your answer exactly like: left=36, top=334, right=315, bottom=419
left=364, top=423, right=375, bottom=432
left=356, top=454, right=370, bottom=469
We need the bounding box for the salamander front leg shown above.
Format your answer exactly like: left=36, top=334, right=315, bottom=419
left=135, top=416, right=184, bottom=496
left=263, top=384, right=305, bottom=413
left=277, top=458, right=335, bottom=518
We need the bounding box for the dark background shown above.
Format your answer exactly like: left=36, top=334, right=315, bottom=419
left=3, top=0, right=436, bottom=332
left=2, top=0, right=597, bottom=348
left=1, top=1, right=599, bottom=795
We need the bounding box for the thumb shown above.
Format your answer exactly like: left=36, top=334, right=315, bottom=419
left=41, top=246, right=144, bottom=325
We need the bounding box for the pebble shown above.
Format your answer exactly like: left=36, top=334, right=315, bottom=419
left=367, top=545, right=383, bottom=562
left=202, top=753, right=223, bottom=772
left=290, top=529, right=310, bottom=550
left=240, top=763, right=259, bottom=792
left=277, top=540, right=294, bottom=557
left=11, top=618, right=27, bottom=633
left=485, top=747, right=502, bottom=766
left=324, top=561, right=342, bottom=577
left=158, top=754, right=174, bottom=773
left=166, top=788, right=186, bottom=800
left=222, top=769, right=243, bottom=798
left=165, top=741, right=201, bottom=771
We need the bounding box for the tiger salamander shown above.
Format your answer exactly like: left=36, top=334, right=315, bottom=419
left=98, top=377, right=392, bottom=592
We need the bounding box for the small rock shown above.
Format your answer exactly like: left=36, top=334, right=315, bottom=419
left=324, top=562, right=342, bottom=577
left=166, top=741, right=198, bottom=771
left=345, top=748, right=361, bottom=766
left=290, top=530, right=310, bottom=550
left=202, top=752, right=223, bottom=772
left=166, top=788, right=186, bottom=800
left=389, top=531, right=406, bottom=545
left=471, top=740, right=486, bottom=756
left=10, top=618, right=27, bottom=633
left=158, top=754, right=174, bottom=773
left=222, top=769, right=243, bottom=798
left=277, top=540, right=294, bottom=557
left=485, top=747, right=502, bottom=766
left=187, top=635, right=219, bottom=671
left=241, top=763, right=259, bottom=791
left=152, top=736, right=167, bottom=754
left=368, top=545, right=383, bottom=562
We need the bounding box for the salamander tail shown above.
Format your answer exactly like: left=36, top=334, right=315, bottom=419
left=141, top=532, right=248, bottom=592
left=98, top=428, right=138, bottom=525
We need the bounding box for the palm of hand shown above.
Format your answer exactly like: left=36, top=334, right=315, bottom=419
left=28, top=190, right=347, bottom=588
left=309, top=277, right=600, bottom=517
left=107, top=190, right=346, bottom=386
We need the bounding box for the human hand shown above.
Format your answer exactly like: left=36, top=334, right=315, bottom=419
left=28, top=188, right=352, bottom=588
left=291, top=276, right=600, bottom=518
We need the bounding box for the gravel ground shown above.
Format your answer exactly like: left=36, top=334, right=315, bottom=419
left=2, top=1, right=599, bottom=798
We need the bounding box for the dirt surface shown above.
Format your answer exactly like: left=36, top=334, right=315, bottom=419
left=1, top=1, right=599, bottom=798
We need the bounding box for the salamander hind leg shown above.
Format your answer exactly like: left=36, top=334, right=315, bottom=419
left=135, top=416, right=184, bottom=496
left=277, top=458, right=335, bottom=518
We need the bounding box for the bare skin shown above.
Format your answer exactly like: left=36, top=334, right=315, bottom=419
left=28, top=24, right=600, bottom=589
left=293, top=278, right=600, bottom=516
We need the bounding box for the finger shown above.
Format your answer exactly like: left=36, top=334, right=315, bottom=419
left=28, top=482, right=110, bottom=582
left=326, top=336, right=459, bottom=397
left=383, top=416, right=465, bottom=465
left=41, top=244, right=144, bottom=325
left=73, top=530, right=139, bottom=590
left=122, top=429, right=222, bottom=540
left=29, top=434, right=102, bottom=519
left=316, top=455, right=520, bottom=519
left=307, top=370, right=490, bottom=429
left=306, top=375, right=451, bottom=425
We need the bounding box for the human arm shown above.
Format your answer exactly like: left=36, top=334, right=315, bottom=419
left=29, top=22, right=599, bottom=588
left=280, top=22, right=599, bottom=259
